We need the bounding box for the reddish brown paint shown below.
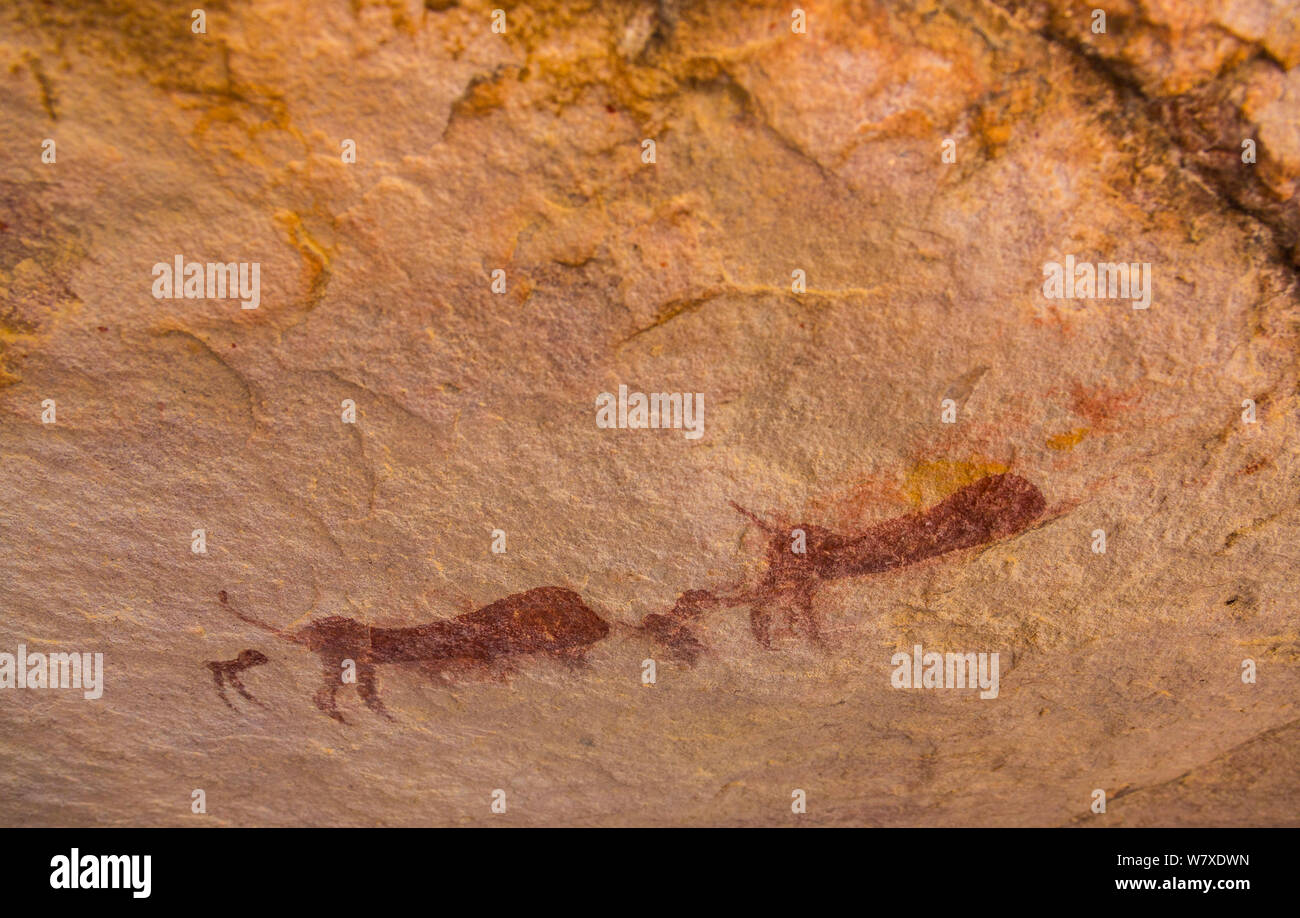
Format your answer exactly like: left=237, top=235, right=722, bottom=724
left=212, top=586, right=608, bottom=722
left=733, top=472, right=1045, bottom=646
left=206, top=649, right=269, bottom=710
left=1068, top=382, right=1140, bottom=428
left=637, top=589, right=725, bottom=664
left=642, top=473, right=1047, bottom=652
left=821, top=472, right=1046, bottom=578
left=1237, top=456, right=1271, bottom=476
left=213, top=474, right=1047, bottom=708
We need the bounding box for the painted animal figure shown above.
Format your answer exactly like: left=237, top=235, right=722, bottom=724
left=727, top=473, right=1047, bottom=646
left=211, top=586, right=610, bottom=722
left=638, top=589, right=729, bottom=664
left=207, top=650, right=269, bottom=710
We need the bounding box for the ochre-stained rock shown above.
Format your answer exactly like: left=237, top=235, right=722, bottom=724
left=0, top=0, right=1297, bottom=826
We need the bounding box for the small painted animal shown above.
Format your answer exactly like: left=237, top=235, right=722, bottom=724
left=211, top=586, right=610, bottom=722
left=638, top=589, right=727, bottom=664
left=727, top=473, right=1047, bottom=646
left=207, top=650, right=269, bottom=710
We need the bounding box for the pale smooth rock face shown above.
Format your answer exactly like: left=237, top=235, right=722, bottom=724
left=0, top=0, right=1297, bottom=827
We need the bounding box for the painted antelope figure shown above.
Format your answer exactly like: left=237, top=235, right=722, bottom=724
left=729, top=472, right=1047, bottom=645
left=644, top=473, right=1047, bottom=652
left=210, top=586, right=609, bottom=722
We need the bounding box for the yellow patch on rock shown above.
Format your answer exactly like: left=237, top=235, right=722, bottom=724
left=901, top=458, right=1009, bottom=508
left=1046, top=428, right=1089, bottom=451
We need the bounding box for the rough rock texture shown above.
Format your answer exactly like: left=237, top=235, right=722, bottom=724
left=0, top=0, right=1297, bottom=826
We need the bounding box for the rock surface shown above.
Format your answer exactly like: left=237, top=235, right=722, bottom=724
left=0, top=0, right=1297, bottom=826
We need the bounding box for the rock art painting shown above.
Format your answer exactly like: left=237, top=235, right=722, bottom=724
left=214, top=585, right=610, bottom=722
left=208, top=473, right=1045, bottom=717
left=1, top=0, right=1298, bottom=830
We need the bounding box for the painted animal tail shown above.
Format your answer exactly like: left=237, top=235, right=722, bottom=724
left=728, top=500, right=781, bottom=534
left=218, top=590, right=290, bottom=640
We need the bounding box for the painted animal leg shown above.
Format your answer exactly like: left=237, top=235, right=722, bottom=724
left=356, top=664, right=394, bottom=721
left=227, top=671, right=265, bottom=707
left=313, top=659, right=347, bottom=724
left=794, top=585, right=824, bottom=647
left=207, top=664, right=236, bottom=710
left=750, top=603, right=774, bottom=648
